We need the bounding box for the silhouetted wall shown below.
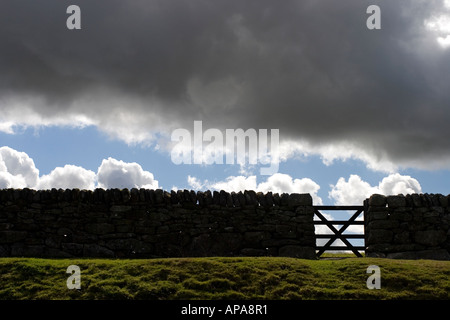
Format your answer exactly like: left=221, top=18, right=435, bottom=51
left=2, top=189, right=449, bottom=260
left=365, top=194, right=450, bottom=260
left=0, top=188, right=316, bottom=259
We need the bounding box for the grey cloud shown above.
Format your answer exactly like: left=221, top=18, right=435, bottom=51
left=1, top=0, right=450, bottom=170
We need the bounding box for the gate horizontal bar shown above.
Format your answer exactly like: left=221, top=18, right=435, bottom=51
left=315, top=234, right=365, bottom=239
left=314, top=220, right=365, bottom=225
left=313, top=206, right=364, bottom=210
left=315, top=246, right=366, bottom=250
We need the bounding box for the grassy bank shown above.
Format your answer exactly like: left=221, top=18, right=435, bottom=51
left=0, top=256, right=449, bottom=300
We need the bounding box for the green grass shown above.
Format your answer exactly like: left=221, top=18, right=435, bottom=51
left=0, top=256, right=449, bottom=300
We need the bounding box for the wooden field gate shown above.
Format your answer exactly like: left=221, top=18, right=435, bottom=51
left=313, top=205, right=367, bottom=258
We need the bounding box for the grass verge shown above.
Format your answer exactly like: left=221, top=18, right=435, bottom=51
left=0, top=256, right=449, bottom=300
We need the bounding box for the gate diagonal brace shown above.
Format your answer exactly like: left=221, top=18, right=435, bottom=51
left=314, top=208, right=364, bottom=258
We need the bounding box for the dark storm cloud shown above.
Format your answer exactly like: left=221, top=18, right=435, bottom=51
left=1, top=0, right=450, bottom=169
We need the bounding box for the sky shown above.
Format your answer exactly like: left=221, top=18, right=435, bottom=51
left=1, top=0, right=450, bottom=216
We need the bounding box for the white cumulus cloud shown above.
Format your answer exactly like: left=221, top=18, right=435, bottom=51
left=187, top=173, right=323, bottom=205
left=97, top=157, right=159, bottom=190
left=209, top=176, right=257, bottom=193
left=0, top=171, right=28, bottom=189
left=329, top=173, right=422, bottom=205
left=378, top=173, right=422, bottom=196
left=0, top=146, right=39, bottom=188
left=37, top=165, right=96, bottom=190
left=187, top=175, right=209, bottom=190
left=0, top=147, right=160, bottom=190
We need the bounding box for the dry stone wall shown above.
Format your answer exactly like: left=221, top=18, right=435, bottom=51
left=0, top=188, right=316, bottom=259
left=365, top=193, right=450, bottom=260
left=2, top=189, right=450, bottom=260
